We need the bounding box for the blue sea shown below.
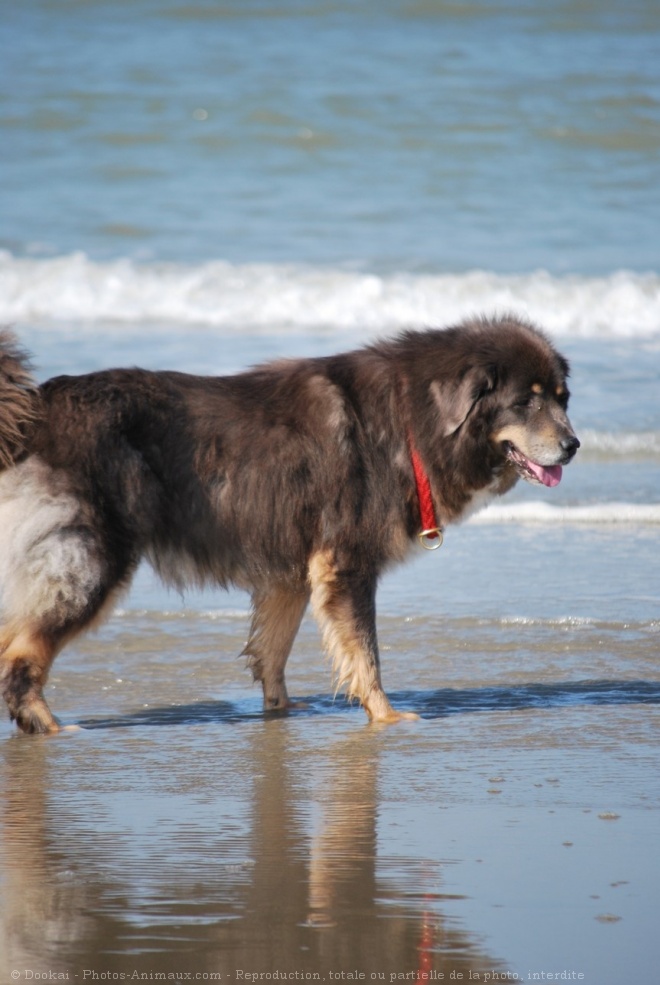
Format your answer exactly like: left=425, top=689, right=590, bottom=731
left=1, top=3, right=659, bottom=984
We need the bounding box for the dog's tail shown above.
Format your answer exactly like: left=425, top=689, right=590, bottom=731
left=0, top=329, right=41, bottom=471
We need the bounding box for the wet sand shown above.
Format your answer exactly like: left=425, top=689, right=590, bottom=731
left=1, top=528, right=659, bottom=984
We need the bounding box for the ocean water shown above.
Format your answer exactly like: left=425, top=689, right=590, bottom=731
left=1, top=3, right=659, bottom=984
left=3, top=0, right=660, bottom=274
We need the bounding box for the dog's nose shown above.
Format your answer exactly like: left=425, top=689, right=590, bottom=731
left=561, top=435, right=580, bottom=459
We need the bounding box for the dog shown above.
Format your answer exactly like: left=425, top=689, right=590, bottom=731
left=0, top=316, right=579, bottom=733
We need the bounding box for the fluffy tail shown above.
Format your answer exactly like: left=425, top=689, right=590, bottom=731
left=0, top=329, right=41, bottom=470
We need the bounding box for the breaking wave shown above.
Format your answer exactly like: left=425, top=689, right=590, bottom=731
left=2, top=251, right=659, bottom=337
left=469, top=501, right=660, bottom=525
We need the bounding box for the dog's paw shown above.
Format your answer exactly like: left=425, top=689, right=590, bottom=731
left=362, top=689, right=421, bottom=724
left=369, top=708, right=421, bottom=725
left=264, top=698, right=309, bottom=715
left=13, top=703, right=62, bottom=735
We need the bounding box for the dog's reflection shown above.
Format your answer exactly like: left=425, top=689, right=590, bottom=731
left=0, top=723, right=500, bottom=978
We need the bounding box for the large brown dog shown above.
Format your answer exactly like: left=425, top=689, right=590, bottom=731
left=0, top=316, right=579, bottom=733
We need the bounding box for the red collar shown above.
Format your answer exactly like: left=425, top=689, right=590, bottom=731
left=407, top=432, right=443, bottom=550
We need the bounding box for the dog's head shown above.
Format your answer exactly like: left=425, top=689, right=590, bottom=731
left=427, top=317, right=579, bottom=488
left=491, top=376, right=579, bottom=487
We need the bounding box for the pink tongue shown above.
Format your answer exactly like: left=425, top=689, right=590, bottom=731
left=528, top=459, right=563, bottom=487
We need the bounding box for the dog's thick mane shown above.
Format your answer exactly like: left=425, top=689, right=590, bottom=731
left=368, top=315, right=571, bottom=519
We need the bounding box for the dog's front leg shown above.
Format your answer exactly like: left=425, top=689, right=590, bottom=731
left=308, top=550, right=418, bottom=724
left=243, top=588, right=309, bottom=712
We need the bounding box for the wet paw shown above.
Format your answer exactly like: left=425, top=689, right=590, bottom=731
left=374, top=709, right=420, bottom=725
left=264, top=698, right=308, bottom=715
left=12, top=700, right=61, bottom=735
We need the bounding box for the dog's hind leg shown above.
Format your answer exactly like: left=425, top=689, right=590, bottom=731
left=0, top=478, right=136, bottom=733
left=308, top=550, right=419, bottom=724
left=243, top=588, right=309, bottom=711
left=0, top=562, right=130, bottom=735
left=0, top=624, right=61, bottom=734
left=1, top=570, right=131, bottom=735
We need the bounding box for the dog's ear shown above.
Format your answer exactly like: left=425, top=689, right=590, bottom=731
left=430, top=365, right=497, bottom=437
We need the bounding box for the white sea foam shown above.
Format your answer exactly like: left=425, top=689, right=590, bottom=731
left=579, top=430, right=660, bottom=460
left=113, top=607, right=250, bottom=621
left=469, top=501, right=660, bottom=525
left=1, top=251, right=659, bottom=337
